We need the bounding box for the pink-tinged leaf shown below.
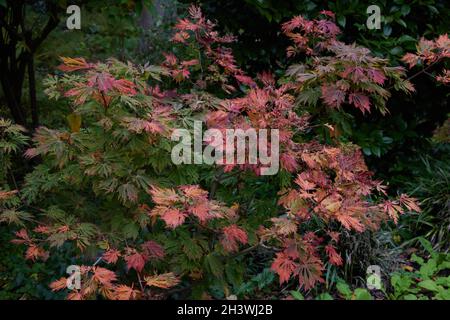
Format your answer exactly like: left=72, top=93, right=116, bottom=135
left=25, top=245, right=41, bottom=261
left=141, top=241, right=165, bottom=260
left=342, top=66, right=367, bottom=82
left=399, top=194, right=421, bottom=213
left=174, top=18, right=199, bottom=32
left=180, top=185, right=208, bottom=199
left=145, top=272, right=180, bottom=289
left=24, top=148, right=38, bottom=159
left=381, top=200, right=403, bottom=224
left=181, top=59, right=199, bottom=67
left=280, top=153, right=299, bottom=172
left=88, top=72, right=116, bottom=93
left=102, top=249, right=121, bottom=264
left=401, top=53, right=420, bottom=69
left=436, top=69, right=450, bottom=84
left=113, top=285, right=140, bottom=300
left=294, top=173, right=316, bottom=191
left=14, top=228, right=30, bottom=242
left=172, top=31, right=190, bottom=43
left=270, top=217, right=298, bottom=236
left=321, top=85, right=346, bottom=108
left=163, top=53, right=178, bottom=66
left=319, top=10, right=335, bottom=19
left=161, top=209, right=187, bottom=229
left=189, top=202, right=210, bottom=222
left=92, top=267, right=117, bottom=287
left=143, top=121, right=165, bottom=134
left=0, top=189, right=18, bottom=201
left=325, top=244, right=343, bottom=266
left=336, top=214, right=365, bottom=232
left=271, top=252, right=297, bottom=284
left=327, top=231, right=340, bottom=243
left=235, top=74, right=256, bottom=87
left=149, top=185, right=180, bottom=206
left=296, top=252, right=324, bottom=290
left=348, top=93, right=371, bottom=113
left=367, top=69, right=386, bottom=85
left=281, top=15, right=309, bottom=33
left=113, top=79, right=137, bottom=96
left=49, top=277, right=68, bottom=291
left=57, top=57, right=94, bottom=72
left=67, top=292, right=83, bottom=300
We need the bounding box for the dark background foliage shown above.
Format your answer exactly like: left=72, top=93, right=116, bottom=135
left=0, top=0, right=448, bottom=299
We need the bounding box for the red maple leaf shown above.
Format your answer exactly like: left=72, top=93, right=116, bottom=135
left=112, top=285, right=140, bottom=300
left=271, top=252, right=298, bottom=284
left=67, top=292, right=83, bottom=300
left=145, top=272, right=180, bottom=289
left=113, top=79, right=137, bottom=95
left=367, top=69, right=386, bottom=85
left=25, top=244, right=48, bottom=261
left=57, top=57, right=94, bottom=72
left=348, top=93, right=371, bottom=114
left=102, top=249, right=121, bottom=264
left=336, top=213, right=365, bottom=232
left=92, top=267, right=117, bottom=287
left=180, top=185, right=208, bottom=199
left=296, top=252, right=324, bottom=290
left=141, top=241, right=165, bottom=260
left=325, top=244, right=343, bottom=266
left=11, top=228, right=30, bottom=244
left=321, top=85, right=346, bottom=108
left=280, top=152, right=299, bottom=172
left=49, top=277, right=68, bottom=291
left=149, top=185, right=179, bottom=206
left=189, top=201, right=210, bottom=222
left=88, top=72, right=115, bottom=93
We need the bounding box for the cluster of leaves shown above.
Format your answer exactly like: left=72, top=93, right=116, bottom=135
left=261, top=143, right=419, bottom=290
left=283, top=13, right=414, bottom=115
left=0, top=119, right=30, bottom=225
left=189, top=0, right=449, bottom=194
left=0, top=119, right=28, bottom=184
left=402, top=34, right=450, bottom=84
left=204, top=72, right=308, bottom=174
left=1, top=6, right=423, bottom=299
left=145, top=184, right=248, bottom=253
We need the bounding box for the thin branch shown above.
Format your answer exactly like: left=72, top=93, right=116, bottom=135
left=400, top=58, right=443, bottom=86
